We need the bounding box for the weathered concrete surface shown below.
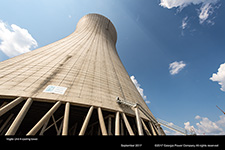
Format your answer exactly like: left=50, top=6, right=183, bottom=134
left=0, top=14, right=155, bottom=119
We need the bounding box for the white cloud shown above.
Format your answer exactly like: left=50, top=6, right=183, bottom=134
left=195, top=115, right=201, bottom=119
left=130, top=75, right=148, bottom=101
left=0, top=20, right=38, bottom=58
left=181, top=16, right=188, bottom=35
left=185, top=115, right=225, bottom=135
left=216, top=115, right=225, bottom=127
left=167, top=122, right=174, bottom=126
left=163, top=115, right=225, bottom=135
left=169, top=61, right=186, bottom=75
left=145, top=100, right=150, bottom=104
left=199, top=3, right=213, bottom=24
left=159, top=0, right=193, bottom=9
left=159, top=0, right=218, bottom=10
left=196, top=117, right=225, bottom=135
left=184, top=121, right=196, bottom=132
left=181, top=16, right=188, bottom=30
left=159, top=0, right=220, bottom=25
left=210, top=63, right=225, bottom=92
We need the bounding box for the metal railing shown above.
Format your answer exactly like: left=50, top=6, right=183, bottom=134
left=157, top=118, right=187, bottom=135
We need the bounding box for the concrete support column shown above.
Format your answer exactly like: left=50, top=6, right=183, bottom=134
left=0, top=97, right=23, bottom=117
left=108, top=116, right=112, bottom=135
left=121, top=118, right=124, bottom=135
left=158, top=125, right=166, bottom=135
left=156, top=124, right=165, bottom=135
left=148, top=121, right=157, bottom=136
left=121, top=113, right=134, bottom=135
left=97, top=107, right=107, bottom=135
left=0, top=102, right=8, bottom=108
left=0, top=114, right=14, bottom=133
left=153, top=123, right=162, bottom=135
left=141, top=118, right=151, bottom=136
left=39, top=118, right=50, bottom=135
left=152, top=123, right=160, bottom=135
left=27, top=101, right=61, bottom=135
left=134, top=107, right=144, bottom=136
left=115, top=111, right=120, bottom=135
left=79, top=106, right=94, bottom=135
left=62, top=102, right=70, bottom=135
left=6, top=98, right=33, bottom=135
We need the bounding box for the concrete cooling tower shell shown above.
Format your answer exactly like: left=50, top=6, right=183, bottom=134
left=0, top=14, right=165, bottom=135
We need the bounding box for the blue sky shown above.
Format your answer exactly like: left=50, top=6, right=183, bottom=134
left=0, top=0, right=225, bottom=135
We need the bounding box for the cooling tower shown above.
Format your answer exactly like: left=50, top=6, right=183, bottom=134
left=0, top=14, right=165, bottom=135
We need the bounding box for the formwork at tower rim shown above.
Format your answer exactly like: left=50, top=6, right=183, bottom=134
left=0, top=14, right=165, bottom=135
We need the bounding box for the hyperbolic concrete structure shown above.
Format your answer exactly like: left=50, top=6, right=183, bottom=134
left=0, top=14, right=165, bottom=135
